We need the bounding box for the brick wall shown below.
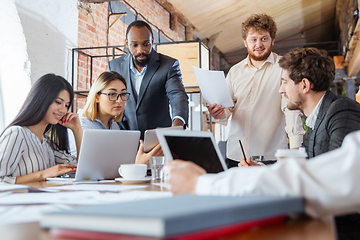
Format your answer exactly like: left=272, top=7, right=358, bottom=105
left=76, top=0, right=186, bottom=110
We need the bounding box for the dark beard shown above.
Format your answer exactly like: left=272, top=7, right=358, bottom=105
left=286, top=93, right=303, bottom=111
left=248, top=45, right=272, bottom=62
left=287, top=102, right=302, bottom=111
left=133, top=53, right=150, bottom=68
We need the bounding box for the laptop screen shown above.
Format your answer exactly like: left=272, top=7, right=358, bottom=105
left=164, top=136, right=224, bottom=173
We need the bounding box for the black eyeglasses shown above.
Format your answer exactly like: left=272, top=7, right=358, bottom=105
left=99, top=92, right=130, bottom=101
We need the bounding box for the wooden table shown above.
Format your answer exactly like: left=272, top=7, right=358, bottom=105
left=0, top=181, right=337, bottom=240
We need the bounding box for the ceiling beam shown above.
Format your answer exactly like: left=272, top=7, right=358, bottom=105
left=344, top=0, right=360, bottom=77
left=155, top=0, right=193, bottom=28
left=203, top=32, right=221, bottom=50
left=348, top=42, right=360, bottom=77
left=79, top=0, right=118, bottom=3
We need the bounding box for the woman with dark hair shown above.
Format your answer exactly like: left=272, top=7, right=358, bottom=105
left=0, top=74, right=83, bottom=184
left=80, top=71, right=161, bottom=166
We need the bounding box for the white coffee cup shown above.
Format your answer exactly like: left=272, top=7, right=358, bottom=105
left=275, top=148, right=308, bottom=162
left=118, top=164, right=147, bottom=180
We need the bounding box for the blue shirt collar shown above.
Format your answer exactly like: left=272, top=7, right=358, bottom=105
left=93, top=118, right=115, bottom=130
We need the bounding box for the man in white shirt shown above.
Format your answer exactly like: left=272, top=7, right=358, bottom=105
left=208, top=14, right=304, bottom=167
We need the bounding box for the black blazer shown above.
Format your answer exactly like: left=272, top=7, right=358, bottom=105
left=108, top=49, right=189, bottom=139
left=303, top=91, right=360, bottom=158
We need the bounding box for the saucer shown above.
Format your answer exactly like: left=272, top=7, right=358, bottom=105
left=115, top=176, right=152, bottom=184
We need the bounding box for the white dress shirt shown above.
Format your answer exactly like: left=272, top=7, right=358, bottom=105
left=305, top=94, right=325, bottom=129
left=215, top=53, right=305, bottom=160
left=130, top=58, right=185, bottom=125
left=130, top=59, right=147, bottom=97
left=196, top=130, right=360, bottom=219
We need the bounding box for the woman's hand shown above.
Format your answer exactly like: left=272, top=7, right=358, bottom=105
left=15, top=164, right=77, bottom=184
left=60, top=112, right=83, bottom=160
left=40, top=164, right=77, bottom=180
left=59, top=112, right=81, bottom=132
left=135, top=140, right=163, bottom=166
left=238, top=158, right=261, bottom=167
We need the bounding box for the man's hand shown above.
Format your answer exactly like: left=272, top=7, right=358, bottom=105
left=208, top=103, right=225, bottom=119
left=135, top=140, right=163, bottom=166
left=238, top=158, right=261, bottom=167
left=165, top=160, right=206, bottom=194
left=172, top=118, right=184, bottom=127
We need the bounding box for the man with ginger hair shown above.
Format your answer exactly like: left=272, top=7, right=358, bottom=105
left=208, top=14, right=305, bottom=167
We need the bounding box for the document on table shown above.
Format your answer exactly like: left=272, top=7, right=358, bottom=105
left=192, top=66, right=234, bottom=107
left=0, top=183, right=28, bottom=192
left=0, top=191, right=172, bottom=224
left=0, top=191, right=102, bottom=205
left=43, top=184, right=147, bottom=192
left=0, top=204, right=72, bottom=225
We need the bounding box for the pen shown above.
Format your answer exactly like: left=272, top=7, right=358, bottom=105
left=238, top=140, right=248, bottom=164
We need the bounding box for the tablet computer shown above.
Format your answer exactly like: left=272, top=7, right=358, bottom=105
left=143, top=126, right=183, bottom=152
left=155, top=129, right=228, bottom=173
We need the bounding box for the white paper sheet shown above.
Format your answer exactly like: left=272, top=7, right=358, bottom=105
left=0, top=183, right=28, bottom=192
left=95, top=190, right=172, bottom=203
left=192, top=66, right=234, bottom=107
left=0, top=191, right=102, bottom=205
left=0, top=191, right=172, bottom=225
left=43, top=184, right=147, bottom=192
left=0, top=204, right=72, bottom=225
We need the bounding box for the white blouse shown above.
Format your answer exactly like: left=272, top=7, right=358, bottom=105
left=0, top=126, right=77, bottom=184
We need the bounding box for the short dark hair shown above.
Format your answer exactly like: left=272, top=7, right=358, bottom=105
left=126, top=20, right=153, bottom=39
left=242, top=14, right=277, bottom=40
left=4, top=73, right=74, bottom=153
left=279, top=47, right=335, bottom=92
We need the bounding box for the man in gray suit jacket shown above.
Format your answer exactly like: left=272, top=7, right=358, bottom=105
left=278, top=47, right=360, bottom=158
left=108, top=20, right=189, bottom=139
left=303, top=91, right=360, bottom=158
left=278, top=47, right=360, bottom=240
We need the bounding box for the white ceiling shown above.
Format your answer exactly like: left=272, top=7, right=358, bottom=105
left=168, top=0, right=337, bottom=65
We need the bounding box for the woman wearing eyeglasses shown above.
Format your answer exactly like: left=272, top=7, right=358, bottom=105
left=0, top=74, right=82, bottom=184
left=81, top=71, right=161, bottom=165
left=81, top=71, right=129, bottom=130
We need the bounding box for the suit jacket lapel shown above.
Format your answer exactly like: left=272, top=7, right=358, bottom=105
left=136, top=50, right=160, bottom=109
left=122, top=54, right=137, bottom=104
left=122, top=54, right=138, bottom=128
left=309, top=91, right=336, bottom=153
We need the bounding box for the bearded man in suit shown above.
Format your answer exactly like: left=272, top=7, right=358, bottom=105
left=108, top=20, right=189, bottom=139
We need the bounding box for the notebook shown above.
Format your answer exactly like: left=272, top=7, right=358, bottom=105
left=47, top=129, right=140, bottom=181
left=41, top=195, right=304, bottom=237
left=155, top=129, right=228, bottom=173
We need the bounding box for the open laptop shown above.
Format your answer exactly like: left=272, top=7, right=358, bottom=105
left=155, top=129, right=228, bottom=173
left=47, top=129, right=140, bottom=182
